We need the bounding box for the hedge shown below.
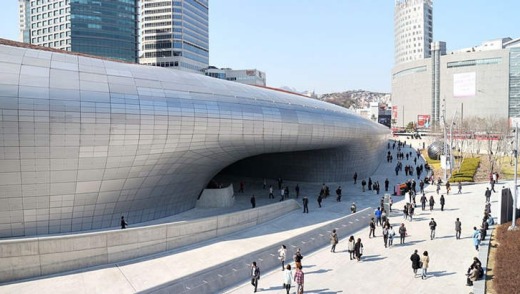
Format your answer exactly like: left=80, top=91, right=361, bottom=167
left=449, top=157, right=480, bottom=182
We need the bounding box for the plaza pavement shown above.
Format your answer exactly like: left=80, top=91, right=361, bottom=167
left=0, top=140, right=498, bottom=294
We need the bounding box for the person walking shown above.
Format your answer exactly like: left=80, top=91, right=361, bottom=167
left=294, top=264, right=304, bottom=294
left=374, top=207, right=382, bottom=226
left=485, top=187, right=491, bottom=202
left=429, top=218, right=437, bottom=240
left=388, top=226, right=395, bottom=246
left=335, top=186, right=342, bottom=202
left=382, top=225, right=389, bottom=248
left=354, top=238, right=364, bottom=261
left=445, top=181, right=451, bottom=195
left=250, top=194, right=256, bottom=208
left=251, top=261, right=260, bottom=292
left=473, top=227, right=481, bottom=251
left=420, top=193, right=427, bottom=211
left=410, top=250, right=421, bottom=277
left=302, top=197, right=309, bottom=213
left=455, top=218, right=462, bottom=239
left=399, top=223, right=407, bottom=244
left=440, top=195, right=445, bottom=211
left=283, top=264, right=292, bottom=294
left=361, top=179, right=366, bottom=192
left=330, top=229, right=339, bottom=253
left=347, top=236, right=356, bottom=260
left=278, top=245, right=287, bottom=270
left=385, top=178, right=389, bottom=192
left=295, top=184, right=300, bottom=199
left=120, top=216, right=128, bottom=229
left=369, top=218, right=376, bottom=238
left=293, top=248, right=303, bottom=269
left=353, top=172, right=358, bottom=185
left=458, top=182, right=462, bottom=194
left=317, top=194, right=322, bottom=208
left=269, top=185, right=274, bottom=199
left=429, top=195, right=435, bottom=211
left=421, top=251, right=430, bottom=279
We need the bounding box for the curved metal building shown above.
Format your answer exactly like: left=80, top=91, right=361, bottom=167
left=0, top=41, right=389, bottom=238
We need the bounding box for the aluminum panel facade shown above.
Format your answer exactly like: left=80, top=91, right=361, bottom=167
left=0, top=43, right=389, bottom=238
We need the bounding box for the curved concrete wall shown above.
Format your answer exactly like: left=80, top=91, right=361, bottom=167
left=0, top=42, right=389, bottom=238
left=196, top=184, right=235, bottom=208
left=0, top=200, right=300, bottom=283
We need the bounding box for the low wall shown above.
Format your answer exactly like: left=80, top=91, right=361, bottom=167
left=140, top=207, right=373, bottom=294
left=0, top=200, right=300, bottom=283
left=196, top=184, right=235, bottom=208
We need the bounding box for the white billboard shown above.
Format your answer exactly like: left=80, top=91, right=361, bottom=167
left=453, top=72, right=476, bottom=97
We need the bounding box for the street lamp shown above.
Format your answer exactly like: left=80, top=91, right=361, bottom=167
left=509, top=122, right=518, bottom=231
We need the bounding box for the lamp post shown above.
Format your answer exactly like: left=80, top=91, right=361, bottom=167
left=509, top=122, right=518, bottom=231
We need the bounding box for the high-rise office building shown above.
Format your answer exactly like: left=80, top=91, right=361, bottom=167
left=140, top=0, right=209, bottom=73
left=394, top=0, right=433, bottom=64
left=18, top=0, right=138, bottom=63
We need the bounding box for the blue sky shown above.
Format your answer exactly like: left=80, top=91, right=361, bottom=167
left=0, top=1, right=518, bottom=94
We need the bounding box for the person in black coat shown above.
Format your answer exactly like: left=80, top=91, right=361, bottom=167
left=410, top=250, right=421, bottom=276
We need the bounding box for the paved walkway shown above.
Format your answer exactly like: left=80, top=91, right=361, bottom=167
left=0, top=140, right=498, bottom=294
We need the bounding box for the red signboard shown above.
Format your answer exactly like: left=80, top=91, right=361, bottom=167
left=417, top=115, right=431, bottom=128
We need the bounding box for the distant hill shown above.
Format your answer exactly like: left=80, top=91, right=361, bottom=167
left=278, top=86, right=391, bottom=109
left=319, top=90, right=391, bottom=109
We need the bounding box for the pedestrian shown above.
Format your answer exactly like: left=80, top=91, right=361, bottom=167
left=278, top=245, right=287, bottom=270
left=440, top=195, right=445, bottom=211
left=403, top=204, right=409, bottom=220
left=251, top=261, right=260, bottom=292
left=250, top=194, right=256, bottom=208
left=347, top=236, right=356, bottom=260
left=302, top=197, right=309, bottom=213
left=330, top=229, right=339, bottom=253
left=280, top=188, right=285, bottom=201
left=436, top=182, right=441, bottom=195
left=361, top=179, right=366, bottom=191
left=458, top=182, right=462, bottom=194
left=388, top=225, right=395, bottom=246
left=490, top=179, right=496, bottom=193
left=383, top=225, right=389, bottom=248
left=429, top=195, right=435, bottom=211
left=374, top=207, right=382, bottom=226
left=293, top=248, right=303, bottom=268
left=269, top=185, right=274, bottom=199
left=283, top=264, right=292, bottom=294
left=120, top=216, right=128, bottom=229
left=421, top=251, right=430, bottom=279
left=485, top=187, right=491, bottom=202
left=336, top=186, right=342, bottom=202
left=408, top=204, right=414, bottom=222
left=445, top=181, right=451, bottom=194
left=420, top=193, right=427, bottom=211
left=381, top=209, right=388, bottom=224
left=410, top=249, right=421, bottom=277
left=399, top=223, right=407, bottom=244
left=389, top=196, right=393, bottom=212
left=368, top=177, right=372, bottom=191
left=294, top=264, right=304, bottom=294
left=429, top=218, right=437, bottom=240
left=455, top=218, right=462, bottom=239
left=354, top=238, right=364, bottom=261
left=351, top=202, right=357, bottom=213
left=385, top=178, right=389, bottom=192
left=295, top=184, right=300, bottom=198
left=473, top=227, right=481, bottom=251
left=353, top=172, right=358, bottom=185
left=317, top=194, right=322, bottom=208
left=369, top=218, right=376, bottom=238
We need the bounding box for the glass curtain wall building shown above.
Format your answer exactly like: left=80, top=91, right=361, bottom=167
left=140, top=0, right=209, bottom=73
left=18, top=0, right=138, bottom=63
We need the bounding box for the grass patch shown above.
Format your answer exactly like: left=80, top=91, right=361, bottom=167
left=449, top=157, right=480, bottom=182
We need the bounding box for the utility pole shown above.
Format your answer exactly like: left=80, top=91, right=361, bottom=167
left=509, top=122, right=518, bottom=231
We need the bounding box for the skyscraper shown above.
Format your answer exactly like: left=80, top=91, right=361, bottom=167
left=394, top=0, right=433, bottom=64
left=139, top=0, right=209, bottom=73
left=18, top=0, right=138, bottom=63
